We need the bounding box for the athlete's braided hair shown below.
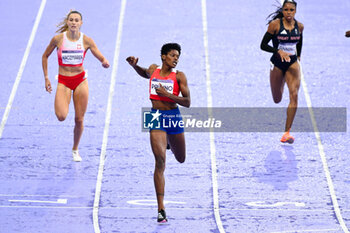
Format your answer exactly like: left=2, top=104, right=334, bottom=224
left=161, top=43, right=181, bottom=56
left=56, top=10, right=83, bottom=33
left=267, top=0, right=297, bottom=24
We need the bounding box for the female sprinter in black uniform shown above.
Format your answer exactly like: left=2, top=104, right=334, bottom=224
left=260, top=0, right=303, bottom=143
left=126, top=43, right=190, bottom=223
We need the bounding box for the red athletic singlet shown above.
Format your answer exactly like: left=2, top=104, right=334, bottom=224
left=149, top=67, right=179, bottom=103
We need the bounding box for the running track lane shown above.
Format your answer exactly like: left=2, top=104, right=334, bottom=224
left=97, top=0, right=220, bottom=232
left=0, top=1, right=119, bottom=232
left=205, top=0, right=350, bottom=232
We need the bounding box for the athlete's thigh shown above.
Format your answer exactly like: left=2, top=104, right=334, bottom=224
left=167, top=133, right=186, bottom=161
left=270, top=64, right=285, bottom=95
left=55, top=83, right=72, bottom=117
left=73, top=80, right=89, bottom=118
left=150, top=130, right=167, bottom=159
left=285, top=62, right=301, bottom=91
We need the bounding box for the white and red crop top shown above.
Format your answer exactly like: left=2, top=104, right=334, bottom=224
left=149, top=67, right=180, bottom=103
left=57, top=32, right=86, bottom=67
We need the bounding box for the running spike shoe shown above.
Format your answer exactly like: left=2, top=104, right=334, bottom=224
left=157, top=209, right=168, bottom=223
left=72, top=150, right=82, bottom=162
left=280, top=131, right=294, bottom=144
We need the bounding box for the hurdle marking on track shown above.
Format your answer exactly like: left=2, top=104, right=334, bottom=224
left=0, top=0, right=47, bottom=139
left=92, top=1, right=127, bottom=233
left=201, top=1, right=225, bottom=233
left=271, top=228, right=340, bottom=233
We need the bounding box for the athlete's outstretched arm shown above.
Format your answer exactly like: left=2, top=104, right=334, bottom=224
left=156, top=71, right=191, bottom=108
left=126, top=56, right=156, bottom=79
left=84, top=36, right=109, bottom=68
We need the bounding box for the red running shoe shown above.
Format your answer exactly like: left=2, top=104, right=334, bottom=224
left=280, top=131, right=294, bottom=144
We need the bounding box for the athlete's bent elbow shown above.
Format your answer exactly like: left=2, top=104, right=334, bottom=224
left=42, top=53, right=49, bottom=61
left=184, top=99, right=191, bottom=108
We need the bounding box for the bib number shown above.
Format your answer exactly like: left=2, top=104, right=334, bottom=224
left=150, top=79, right=174, bottom=95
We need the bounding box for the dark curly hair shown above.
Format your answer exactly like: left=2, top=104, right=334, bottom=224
left=161, top=43, right=181, bottom=56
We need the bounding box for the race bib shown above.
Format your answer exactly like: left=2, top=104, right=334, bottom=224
left=150, top=79, right=174, bottom=95
left=278, top=43, right=296, bottom=55
left=62, top=50, right=84, bottom=65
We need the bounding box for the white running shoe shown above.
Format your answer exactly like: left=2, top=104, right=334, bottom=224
left=72, top=150, right=82, bottom=162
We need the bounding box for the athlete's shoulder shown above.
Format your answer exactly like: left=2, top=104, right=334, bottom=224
left=55, top=33, right=64, bottom=39
left=51, top=33, right=63, bottom=46
left=269, top=19, right=281, bottom=27
left=148, top=64, right=158, bottom=75
left=82, top=32, right=89, bottom=39
left=82, top=33, right=96, bottom=49
left=267, top=19, right=280, bottom=34
left=82, top=33, right=92, bottom=43
left=297, top=21, right=304, bottom=32
left=176, top=70, right=187, bottom=80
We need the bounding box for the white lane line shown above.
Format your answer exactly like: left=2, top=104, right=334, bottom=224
left=271, top=228, right=340, bottom=233
left=92, top=1, right=127, bottom=233
left=0, top=0, right=47, bottom=139
left=299, top=63, right=349, bottom=233
left=201, top=1, right=225, bottom=233
left=8, top=199, right=67, bottom=204
left=127, top=200, right=186, bottom=206
left=0, top=194, right=78, bottom=198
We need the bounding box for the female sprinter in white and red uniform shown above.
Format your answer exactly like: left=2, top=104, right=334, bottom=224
left=42, top=10, right=110, bottom=161
left=126, top=43, right=190, bottom=223
left=260, top=0, right=304, bottom=143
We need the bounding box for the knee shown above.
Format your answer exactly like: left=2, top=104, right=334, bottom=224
left=273, top=96, right=282, bottom=104
left=175, top=153, right=186, bottom=163
left=272, top=91, right=282, bottom=103
left=289, top=92, right=298, bottom=105
left=155, top=156, right=166, bottom=171
left=56, top=114, right=67, bottom=122
left=75, top=117, right=84, bottom=126
left=177, top=157, right=185, bottom=163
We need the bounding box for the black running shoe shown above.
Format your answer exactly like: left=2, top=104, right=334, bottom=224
left=166, top=144, right=170, bottom=150
left=157, top=209, right=167, bottom=223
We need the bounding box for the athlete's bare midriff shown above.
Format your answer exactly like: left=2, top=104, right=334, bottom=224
left=59, top=65, right=85, bottom=76
left=151, top=99, right=177, bottom=110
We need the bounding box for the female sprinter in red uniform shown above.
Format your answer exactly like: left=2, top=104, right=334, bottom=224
left=126, top=43, right=190, bottom=223
left=260, top=0, right=304, bottom=143
left=42, top=10, right=110, bottom=161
